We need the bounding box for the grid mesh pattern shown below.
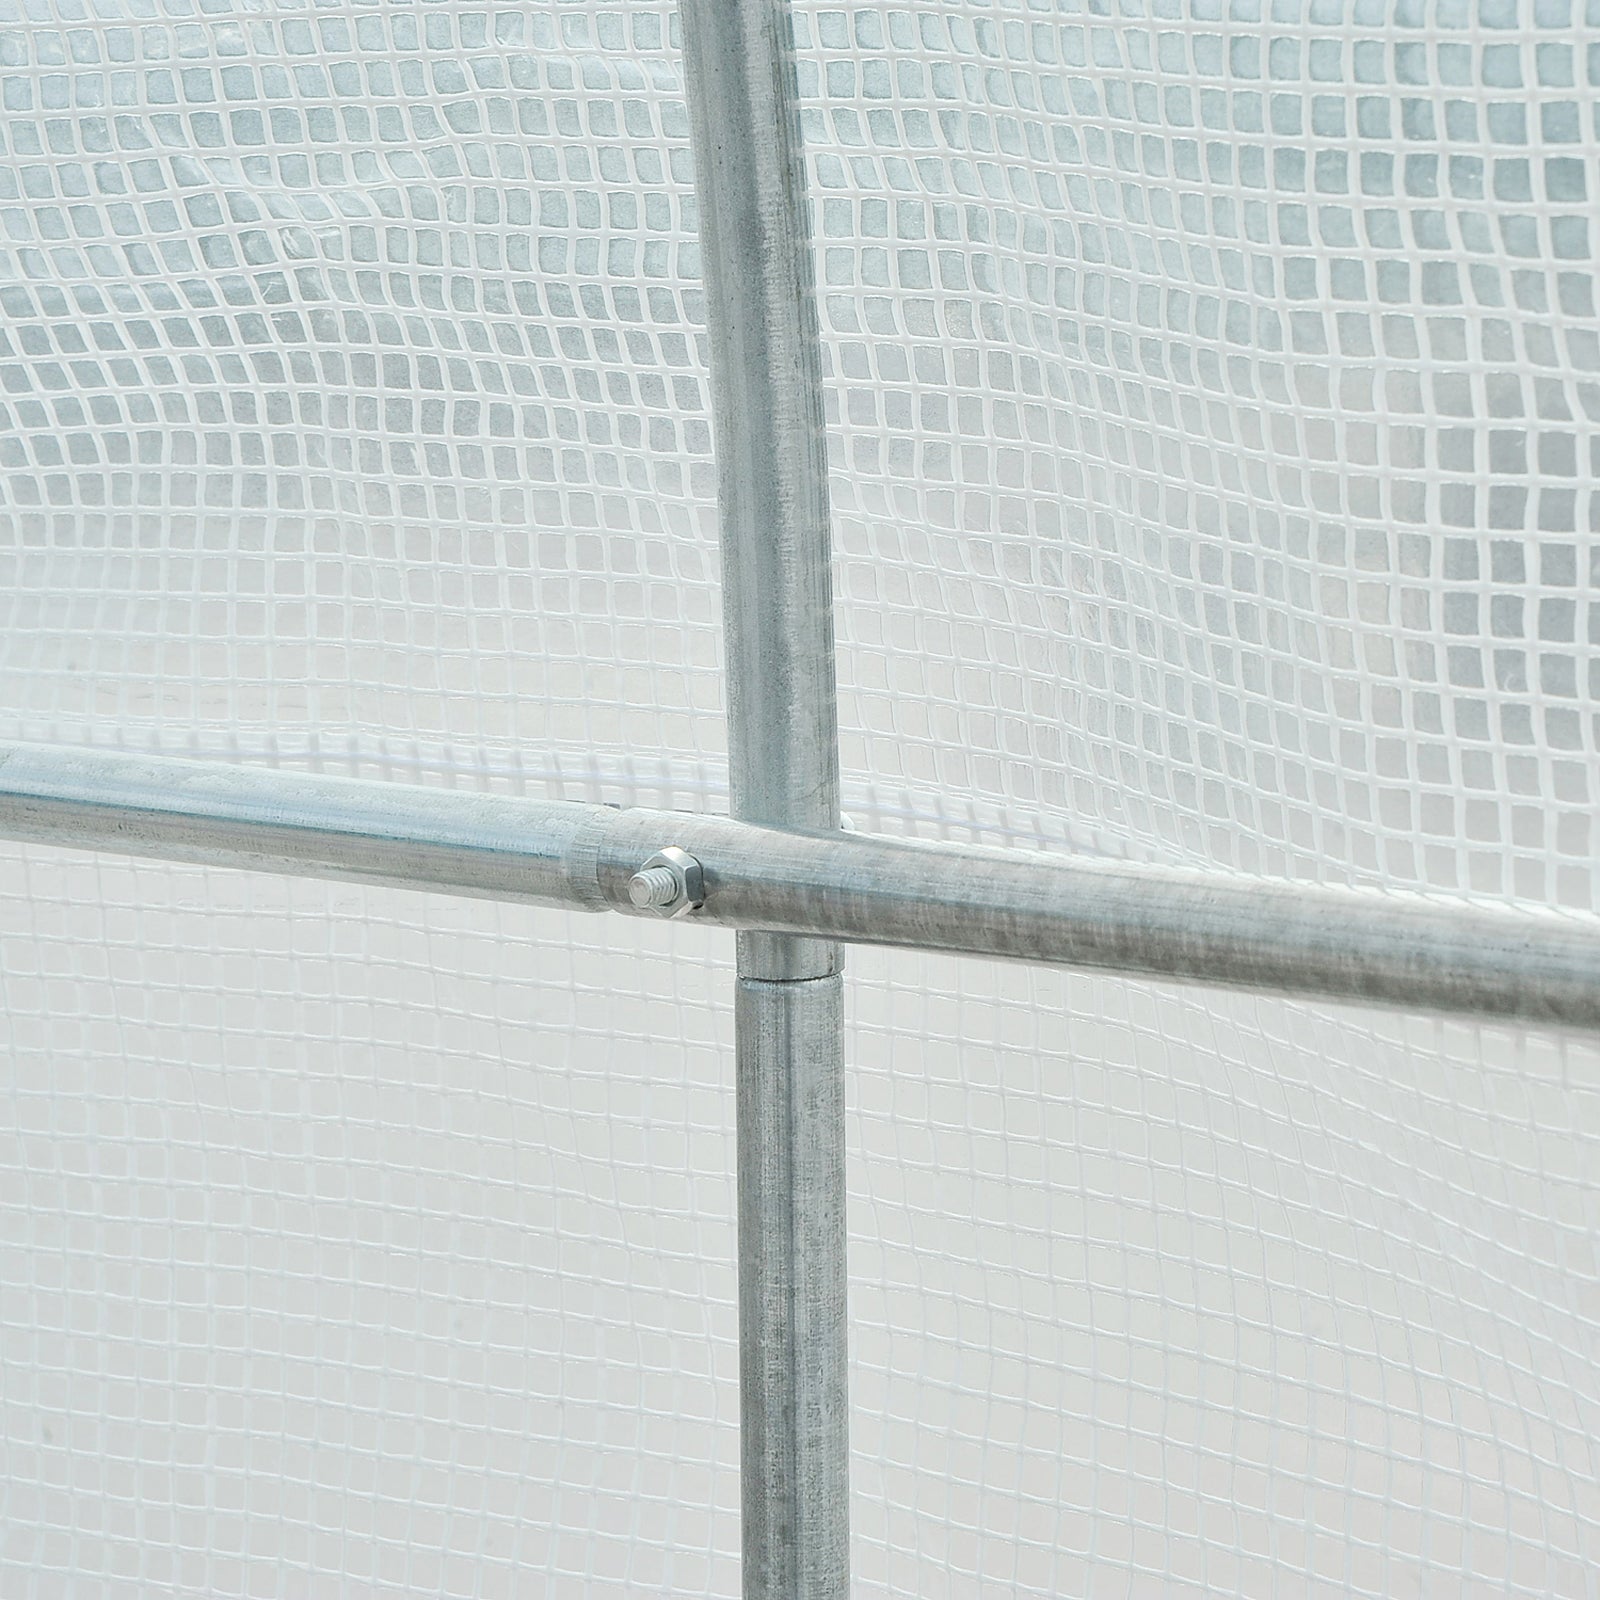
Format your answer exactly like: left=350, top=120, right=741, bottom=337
left=816, top=0, right=1600, bottom=901
left=0, top=0, right=723, bottom=803
left=0, top=854, right=744, bottom=1598
left=847, top=954, right=1600, bottom=1598
left=4, top=0, right=1600, bottom=1594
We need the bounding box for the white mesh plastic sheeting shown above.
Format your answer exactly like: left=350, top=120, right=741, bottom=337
left=812, top=0, right=1600, bottom=907
left=0, top=0, right=722, bottom=805
left=0, top=855, right=745, bottom=1597
left=3, top=1, right=1600, bottom=1598
left=846, top=964, right=1600, bottom=1598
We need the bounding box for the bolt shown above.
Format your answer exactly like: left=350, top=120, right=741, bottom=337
left=626, top=846, right=705, bottom=918
left=629, top=865, right=681, bottom=909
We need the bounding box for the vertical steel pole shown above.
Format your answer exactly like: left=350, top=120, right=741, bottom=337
left=678, top=1, right=848, bottom=1597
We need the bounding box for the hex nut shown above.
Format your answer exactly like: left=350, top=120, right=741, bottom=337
left=627, top=846, right=705, bottom=918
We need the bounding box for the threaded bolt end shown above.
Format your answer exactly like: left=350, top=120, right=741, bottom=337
left=629, top=865, right=682, bottom=910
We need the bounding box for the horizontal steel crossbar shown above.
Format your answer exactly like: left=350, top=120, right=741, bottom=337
left=0, top=740, right=1595, bottom=1031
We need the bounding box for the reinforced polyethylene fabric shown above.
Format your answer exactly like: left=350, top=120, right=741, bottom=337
left=2, top=0, right=1600, bottom=1594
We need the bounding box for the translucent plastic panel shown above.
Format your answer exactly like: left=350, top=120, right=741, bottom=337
left=0, top=849, right=742, bottom=1598
left=4, top=0, right=1600, bottom=1595
left=848, top=946, right=1600, bottom=1599
left=0, top=0, right=724, bottom=801
left=801, top=0, right=1600, bottom=907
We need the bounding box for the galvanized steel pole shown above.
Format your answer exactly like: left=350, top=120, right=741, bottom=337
left=678, top=1, right=849, bottom=1597
left=4, top=742, right=1600, bottom=1032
